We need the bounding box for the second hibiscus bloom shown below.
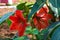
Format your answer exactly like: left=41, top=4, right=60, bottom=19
left=33, top=6, right=53, bottom=30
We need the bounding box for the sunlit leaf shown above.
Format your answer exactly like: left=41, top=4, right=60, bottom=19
left=32, top=28, right=39, bottom=35
left=0, top=12, right=14, bottom=24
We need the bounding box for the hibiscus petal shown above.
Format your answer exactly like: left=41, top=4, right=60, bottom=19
left=9, top=16, right=19, bottom=23
left=15, top=10, right=26, bottom=23
left=43, top=6, right=49, bottom=13
left=40, top=18, right=49, bottom=25
left=9, top=23, right=19, bottom=31
left=39, top=18, right=49, bottom=29
left=38, top=6, right=49, bottom=14
left=18, top=23, right=27, bottom=36
left=36, top=6, right=50, bottom=18
left=39, top=21, right=48, bottom=29
left=33, top=18, right=38, bottom=26
left=36, top=23, right=41, bottom=30
left=33, top=18, right=41, bottom=30
left=47, top=14, right=53, bottom=19
left=33, top=17, right=49, bottom=30
left=36, top=13, right=46, bottom=17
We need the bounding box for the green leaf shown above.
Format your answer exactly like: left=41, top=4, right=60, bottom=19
left=17, top=2, right=33, bottom=17
left=13, top=36, right=29, bottom=40
left=45, top=22, right=60, bottom=40
left=6, top=19, right=11, bottom=26
left=25, top=26, right=32, bottom=34
left=17, top=2, right=26, bottom=10
left=28, top=0, right=46, bottom=21
left=36, top=29, right=48, bottom=40
left=51, top=26, right=60, bottom=40
left=36, top=34, right=44, bottom=40
left=49, top=0, right=60, bottom=8
left=13, top=37, right=24, bottom=40
left=58, top=8, right=60, bottom=15
left=36, top=0, right=45, bottom=5
left=17, top=2, right=32, bottom=13
left=27, top=4, right=33, bottom=9
left=25, top=26, right=39, bottom=35
left=40, top=29, right=48, bottom=35
left=32, top=28, right=39, bottom=35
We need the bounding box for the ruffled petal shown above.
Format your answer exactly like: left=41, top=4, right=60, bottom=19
left=41, top=18, right=49, bottom=24
left=36, top=23, right=41, bottom=30
left=36, top=12, right=46, bottom=17
left=39, top=6, right=49, bottom=13
left=10, top=23, right=19, bottom=31
left=33, top=17, right=49, bottom=30
left=33, top=18, right=41, bottom=30
left=18, top=23, right=27, bottom=36
left=9, top=16, right=19, bottom=23
left=15, top=10, right=26, bottom=23
left=46, top=14, right=53, bottom=19
left=33, top=18, right=38, bottom=26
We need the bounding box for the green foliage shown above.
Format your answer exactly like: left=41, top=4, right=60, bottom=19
left=46, top=22, right=60, bottom=40
left=36, top=29, right=48, bottom=40
left=36, top=0, right=46, bottom=5
left=16, top=2, right=33, bottom=17
left=25, top=26, right=39, bottom=35
left=51, top=26, right=60, bottom=40
left=58, top=8, right=60, bottom=16
left=6, top=19, right=11, bottom=26
left=32, top=28, right=39, bottom=35
left=1, top=0, right=60, bottom=40
left=17, top=2, right=26, bottom=10
left=49, top=0, right=60, bottom=8
left=13, top=36, right=29, bottom=40
left=13, top=37, right=24, bottom=40
left=17, top=2, right=33, bottom=13
left=25, top=26, right=32, bottom=34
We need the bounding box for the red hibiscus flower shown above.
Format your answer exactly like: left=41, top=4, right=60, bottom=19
left=33, top=6, right=53, bottom=30
left=9, top=10, right=27, bottom=36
